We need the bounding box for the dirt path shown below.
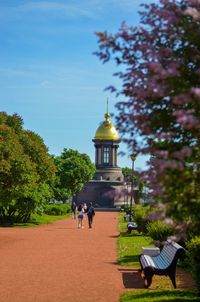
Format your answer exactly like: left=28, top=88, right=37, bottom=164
left=0, top=212, right=124, bottom=302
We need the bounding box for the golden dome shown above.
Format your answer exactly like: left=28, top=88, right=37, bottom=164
left=94, top=113, right=119, bottom=140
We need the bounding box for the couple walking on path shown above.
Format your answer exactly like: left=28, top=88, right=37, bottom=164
left=72, top=201, right=95, bottom=229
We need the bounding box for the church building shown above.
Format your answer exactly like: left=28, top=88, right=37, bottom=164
left=74, top=111, right=125, bottom=208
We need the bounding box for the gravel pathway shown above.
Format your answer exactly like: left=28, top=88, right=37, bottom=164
left=0, top=212, right=124, bottom=302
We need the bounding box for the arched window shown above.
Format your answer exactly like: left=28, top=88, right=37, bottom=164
left=103, top=147, right=110, bottom=165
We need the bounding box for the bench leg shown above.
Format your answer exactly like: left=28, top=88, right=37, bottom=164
left=169, top=272, right=176, bottom=289
left=138, top=256, right=144, bottom=274
left=143, top=267, right=153, bottom=288
left=144, top=276, right=152, bottom=288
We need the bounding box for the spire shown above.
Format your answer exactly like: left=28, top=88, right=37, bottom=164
left=106, top=97, right=109, bottom=114
left=105, top=97, right=110, bottom=121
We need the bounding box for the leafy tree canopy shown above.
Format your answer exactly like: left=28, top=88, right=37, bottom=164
left=0, top=112, right=56, bottom=223
left=53, top=148, right=95, bottom=202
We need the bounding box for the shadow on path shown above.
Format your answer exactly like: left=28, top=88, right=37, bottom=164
left=118, top=268, right=144, bottom=289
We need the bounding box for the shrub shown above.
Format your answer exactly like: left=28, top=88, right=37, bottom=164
left=187, top=222, right=200, bottom=240
left=186, top=236, right=200, bottom=293
left=43, top=204, right=71, bottom=216
left=147, top=220, right=174, bottom=243
left=120, top=205, right=130, bottom=213
left=133, top=205, right=150, bottom=233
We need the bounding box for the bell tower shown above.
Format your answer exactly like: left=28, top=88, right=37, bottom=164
left=73, top=105, right=125, bottom=208
left=92, top=112, right=124, bottom=182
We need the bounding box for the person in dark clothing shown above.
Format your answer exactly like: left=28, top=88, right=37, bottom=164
left=71, top=201, right=77, bottom=219
left=87, top=202, right=95, bottom=228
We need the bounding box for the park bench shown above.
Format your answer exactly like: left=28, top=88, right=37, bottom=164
left=127, top=221, right=138, bottom=233
left=139, top=240, right=185, bottom=288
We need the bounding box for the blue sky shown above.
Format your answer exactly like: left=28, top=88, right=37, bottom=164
left=0, top=0, right=153, bottom=170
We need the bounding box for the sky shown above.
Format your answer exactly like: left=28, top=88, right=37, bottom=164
left=0, top=0, right=153, bottom=171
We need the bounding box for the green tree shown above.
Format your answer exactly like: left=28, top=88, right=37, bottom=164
left=0, top=112, right=56, bottom=224
left=122, top=167, right=148, bottom=202
left=122, top=167, right=138, bottom=182
left=54, top=148, right=95, bottom=202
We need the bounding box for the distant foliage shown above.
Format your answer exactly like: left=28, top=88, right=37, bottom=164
left=122, top=167, right=137, bottom=183
left=0, top=112, right=56, bottom=224
left=187, top=221, right=200, bottom=240
left=147, top=220, right=175, bottom=243
left=44, top=204, right=71, bottom=216
left=186, top=236, right=200, bottom=293
left=133, top=204, right=150, bottom=233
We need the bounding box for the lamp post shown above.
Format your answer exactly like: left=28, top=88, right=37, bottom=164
left=129, top=153, right=137, bottom=222
left=123, top=182, right=126, bottom=208
left=126, top=183, right=129, bottom=207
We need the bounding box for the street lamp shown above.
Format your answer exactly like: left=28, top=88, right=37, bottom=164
left=123, top=182, right=126, bottom=208
left=129, top=153, right=137, bottom=222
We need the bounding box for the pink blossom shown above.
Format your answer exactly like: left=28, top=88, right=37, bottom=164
left=160, top=63, right=181, bottom=78
left=164, top=218, right=174, bottom=225
left=191, top=87, right=200, bottom=99
left=147, top=62, right=163, bottom=73
left=177, top=114, right=200, bottom=129
left=173, top=110, right=200, bottom=129
left=156, top=203, right=167, bottom=210
left=95, top=0, right=200, bottom=206
left=172, top=93, right=191, bottom=104
left=153, top=150, right=169, bottom=159
left=172, top=146, right=192, bottom=160
left=149, top=158, right=184, bottom=172
left=184, top=7, right=200, bottom=20
left=155, top=133, right=174, bottom=140
left=148, top=211, right=166, bottom=221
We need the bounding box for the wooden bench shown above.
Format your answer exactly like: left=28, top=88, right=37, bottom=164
left=139, top=240, right=185, bottom=288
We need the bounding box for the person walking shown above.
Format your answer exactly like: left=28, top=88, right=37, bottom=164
left=87, top=202, right=95, bottom=228
left=83, top=203, right=88, bottom=219
left=77, top=204, right=84, bottom=229
left=71, top=201, right=77, bottom=219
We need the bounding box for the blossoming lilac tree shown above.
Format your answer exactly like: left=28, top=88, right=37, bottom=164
left=95, top=0, right=200, bottom=231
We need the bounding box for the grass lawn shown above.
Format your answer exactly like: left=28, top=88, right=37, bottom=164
left=12, top=213, right=69, bottom=227
left=118, top=213, right=153, bottom=268
left=121, top=290, right=200, bottom=302
left=118, top=213, right=199, bottom=301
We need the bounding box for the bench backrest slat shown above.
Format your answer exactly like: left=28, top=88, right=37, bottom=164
left=160, top=245, right=177, bottom=262
left=153, top=256, right=168, bottom=269
left=152, top=241, right=184, bottom=269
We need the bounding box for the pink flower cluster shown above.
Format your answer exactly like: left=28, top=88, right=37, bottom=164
left=173, top=110, right=200, bottom=129
left=172, top=146, right=192, bottom=160
left=95, top=0, right=200, bottom=201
